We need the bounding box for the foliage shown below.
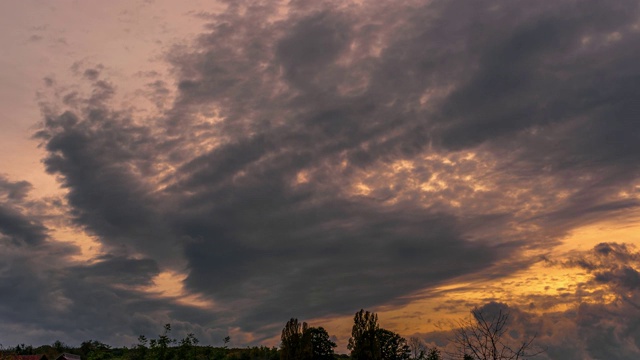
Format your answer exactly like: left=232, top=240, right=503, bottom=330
left=280, top=318, right=336, bottom=360
left=175, top=333, right=198, bottom=360
left=377, top=329, right=410, bottom=360
left=148, top=323, right=176, bottom=360
left=424, top=348, right=441, bottom=360
left=348, top=309, right=414, bottom=360
left=80, top=340, right=113, bottom=360
left=280, top=318, right=305, bottom=360
left=348, top=309, right=381, bottom=360
left=0, top=314, right=448, bottom=360
left=302, top=327, right=336, bottom=360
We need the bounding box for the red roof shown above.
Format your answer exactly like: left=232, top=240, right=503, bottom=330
left=17, top=356, right=48, bottom=360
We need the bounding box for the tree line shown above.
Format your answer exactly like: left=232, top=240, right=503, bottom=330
left=1, top=307, right=541, bottom=360
left=279, top=309, right=440, bottom=360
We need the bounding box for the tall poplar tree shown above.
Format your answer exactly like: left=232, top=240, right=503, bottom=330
left=348, top=309, right=382, bottom=360
left=281, top=318, right=306, bottom=360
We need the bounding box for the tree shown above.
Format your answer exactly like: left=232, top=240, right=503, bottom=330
left=348, top=309, right=382, bottom=360
left=132, top=335, right=148, bottom=360
left=148, top=323, right=175, bottom=360
left=349, top=309, right=413, bottom=360
left=451, top=306, right=543, bottom=360
left=408, top=337, right=425, bottom=360
left=281, top=318, right=337, bottom=360
left=52, top=340, right=67, bottom=354
left=80, top=340, right=112, bottom=360
left=425, top=348, right=442, bottom=360
left=303, top=326, right=337, bottom=360
left=177, top=333, right=199, bottom=360
left=377, top=329, right=410, bottom=360
left=281, top=318, right=306, bottom=360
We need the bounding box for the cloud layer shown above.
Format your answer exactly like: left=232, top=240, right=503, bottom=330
left=2, top=0, right=640, bottom=356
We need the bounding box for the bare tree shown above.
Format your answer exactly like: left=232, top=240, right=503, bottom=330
left=451, top=306, right=543, bottom=360
left=408, top=337, right=426, bottom=359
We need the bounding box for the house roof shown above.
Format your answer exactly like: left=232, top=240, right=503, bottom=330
left=54, top=354, right=81, bottom=360
left=17, top=356, right=48, bottom=360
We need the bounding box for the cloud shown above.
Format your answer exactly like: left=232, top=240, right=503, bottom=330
left=421, top=243, right=640, bottom=359
left=0, top=175, right=228, bottom=346
left=8, top=0, right=640, bottom=350
left=547, top=243, right=640, bottom=359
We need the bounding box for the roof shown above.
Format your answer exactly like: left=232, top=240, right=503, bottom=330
left=17, top=356, right=48, bottom=360
left=55, top=354, right=81, bottom=360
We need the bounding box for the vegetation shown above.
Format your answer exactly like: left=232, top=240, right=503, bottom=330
left=347, top=310, right=414, bottom=360
left=280, top=318, right=336, bottom=360
left=0, top=307, right=540, bottom=360
left=450, top=307, right=542, bottom=360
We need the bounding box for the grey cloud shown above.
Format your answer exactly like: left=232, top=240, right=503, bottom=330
left=423, top=280, right=640, bottom=359
left=0, top=177, right=48, bottom=246
left=25, top=0, right=640, bottom=349
left=182, top=205, right=493, bottom=330
left=541, top=243, right=640, bottom=359
left=36, top=96, right=181, bottom=265
left=0, top=176, right=192, bottom=347
left=0, top=176, right=33, bottom=201
left=276, top=11, right=352, bottom=90
left=69, top=255, right=160, bottom=287
left=0, top=205, right=48, bottom=246
left=83, top=68, right=100, bottom=81
left=34, top=4, right=505, bottom=340
left=566, top=242, right=640, bottom=293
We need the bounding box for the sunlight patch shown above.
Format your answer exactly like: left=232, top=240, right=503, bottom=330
left=144, top=270, right=217, bottom=309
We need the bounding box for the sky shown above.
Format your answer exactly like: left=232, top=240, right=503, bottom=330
left=1, top=0, right=640, bottom=358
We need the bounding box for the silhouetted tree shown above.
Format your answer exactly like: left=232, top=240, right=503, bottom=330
left=452, top=307, right=542, bottom=360
left=281, top=318, right=336, bottom=360
left=13, top=344, right=35, bottom=355
left=52, top=340, right=67, bottom=354
left=377, top=329, right=410, bottom=360
left=408, top=337, right=425, bottom=359
left=177, top=333, right=199, bottom=360
left=302, top=326, right=336, bottom=360
left=425, top=348, right=441, bottom=360
left=131, top=335, right=148, bottom=360
left=281, top=318, right=306, bottom=360
left=80, top=340, right=112, bottom=360
left=148, top=323, right=175, bottom=360
left=348, top=309, right=382, bottom=360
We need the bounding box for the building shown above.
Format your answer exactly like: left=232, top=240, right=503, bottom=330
left=54, top=354, right=80, bottom=360
left=17, top=356, right=48, bottom=360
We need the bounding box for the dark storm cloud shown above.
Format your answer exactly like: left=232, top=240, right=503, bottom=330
left=35, top=95, right=183, bottom=264
left=28, top=0, right=640, bottom=348
left=69, top=255, right=159, bottom=287
left=1, top=178, right=223, bottom=346
left=0, top=176, right=213, bottom=347
left=182, top=206, right=492, bottom=330
left=0, top=176, right=48, bottom=246
left=0, top=205, right=48, bottom=246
